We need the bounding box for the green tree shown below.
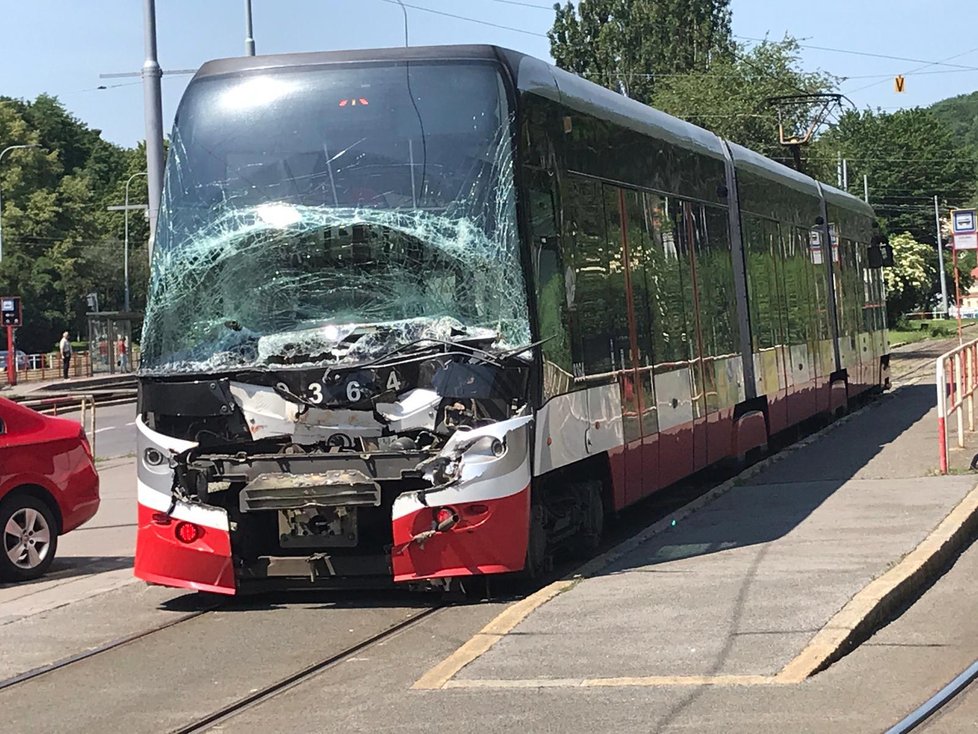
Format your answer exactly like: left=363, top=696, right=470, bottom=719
left=652, top=37, right=838, bottom=161
left=548, top=0, right=733, bottom=104
left=815, top=108, right=978, bottom=244
left=883, top=233, right=935, bottom=322
left=0, top=96, right=149, bottom=353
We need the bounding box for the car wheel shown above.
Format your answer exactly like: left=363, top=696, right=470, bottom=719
left=0, top=494, right=59, bottom=581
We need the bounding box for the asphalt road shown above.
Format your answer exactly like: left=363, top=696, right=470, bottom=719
left=60, top=401, right=137, bottom=461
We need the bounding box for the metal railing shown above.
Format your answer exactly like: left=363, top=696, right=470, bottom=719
left=0, top=352, right=95, bottom=384
left=19, top=394, right=97, bottom=455
left=936, top=338, right=978, bottom=474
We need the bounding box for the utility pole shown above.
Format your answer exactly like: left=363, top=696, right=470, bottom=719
left=142, top=0, right=165, bottom=261
left=842, top=158, right=848, bottom=191
left=863, top=174, right=869, bottom=203
left=837, top=152, right=842, bottom=188
left=244, top=0, right=256, bottom=55
left=936, top=195, right=949, bottom=316
left=107, top=172, right=148, bottom=313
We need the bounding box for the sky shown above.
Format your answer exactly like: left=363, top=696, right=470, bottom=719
left=0, top=0, right=975, bottom=148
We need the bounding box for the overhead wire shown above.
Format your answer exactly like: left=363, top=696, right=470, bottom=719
left=846, top=44, right=978, bottom=95
left=375, top=0, right=548, bottom=37
left=735, top=35, right=978, bottom=72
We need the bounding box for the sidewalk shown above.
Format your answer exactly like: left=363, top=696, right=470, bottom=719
left=419, top=381, right=978, bottom=694
left=0, top=373, right=136, bottom=401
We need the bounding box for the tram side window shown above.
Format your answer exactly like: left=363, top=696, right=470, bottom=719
left=743, top=216, right=780, bottom=351
left=841, top=239, right=861, bottom=337
left=697, top=205, right=739, bottom=357
left=781, top=227, right=809, bottom=347
left=527, top=169, right=573, bottom=391
left=800, top=227, right=829, bottom=342
left=564, top=177, right=613, bottom=376
left=643, top=193, right=691, bottom=365
left=603, top=185, right=632, bottom=374
left=622, top=189, right=659, bottom=435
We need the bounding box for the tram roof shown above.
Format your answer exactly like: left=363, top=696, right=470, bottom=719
left=194, top=45, right=509, bottom=80
left=192, top=44, right=873, bottom=218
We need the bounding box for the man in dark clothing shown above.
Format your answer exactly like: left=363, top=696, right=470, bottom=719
left=59, top=332, right=72, bottom=379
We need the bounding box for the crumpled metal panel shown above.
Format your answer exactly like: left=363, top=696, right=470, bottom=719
left=239, top=470, right=381, bottom=511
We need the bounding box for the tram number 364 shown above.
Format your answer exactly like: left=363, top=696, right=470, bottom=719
left=305, top=370, right=402, bottom=405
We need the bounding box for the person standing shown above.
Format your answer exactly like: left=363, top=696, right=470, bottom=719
left=59, top=332, right=72, bottom=379
left=117, top=335, right=128, bottom=372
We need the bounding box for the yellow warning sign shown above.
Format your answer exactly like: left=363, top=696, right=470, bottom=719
left=895, top=75, right=906, bottom=92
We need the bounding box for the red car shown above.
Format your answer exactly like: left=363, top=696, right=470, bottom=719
left=0, top=397, right=100, bottom=581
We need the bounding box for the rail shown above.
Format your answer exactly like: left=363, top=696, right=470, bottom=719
left=19, top=394, right=98, bottom=456
left=936, top=338, right=978, bottom=474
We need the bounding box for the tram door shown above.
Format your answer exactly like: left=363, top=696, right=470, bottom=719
left=604, top=186, right=648, bottom=505
left=608, top=187, right=673, bottom=504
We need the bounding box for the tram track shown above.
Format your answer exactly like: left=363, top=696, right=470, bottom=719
left=170, top=605, right=445, bottom=734
left=0, top=601, right=223, bottom=692
left=885, top=660, right=978, bottom=733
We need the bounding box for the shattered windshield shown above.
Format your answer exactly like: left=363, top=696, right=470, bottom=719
left=140, top=60, right=530, bottom=374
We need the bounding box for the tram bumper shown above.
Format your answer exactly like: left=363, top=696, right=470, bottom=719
left=134, top=498, right=236, bottom=595
left=390, top=415, right=533, bottom=582
left=134, top=416, right=237, bottom=595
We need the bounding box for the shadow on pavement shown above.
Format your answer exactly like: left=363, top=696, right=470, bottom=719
left=0, top=555, right=133, bottom=590
left=600, top=384, right=937, bottom=578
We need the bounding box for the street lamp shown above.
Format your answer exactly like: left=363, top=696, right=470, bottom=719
left=0, top=143, right=45, bottom=262
left=107, top=172, right=148, bottom=312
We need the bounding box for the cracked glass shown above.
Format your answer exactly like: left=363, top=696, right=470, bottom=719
left=141, top=61, right=530, bottom=374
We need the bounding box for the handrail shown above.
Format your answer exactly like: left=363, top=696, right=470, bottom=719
left=936, top=338, right=978, bottom=474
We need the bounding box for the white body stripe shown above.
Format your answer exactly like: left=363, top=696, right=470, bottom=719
left=136, top=416, right=229, bottom=530
left=137, top=479, right=230, bottom=531
left=392, top=416, right=532, bottom=521
left=534, top=382, right=624, bottom=475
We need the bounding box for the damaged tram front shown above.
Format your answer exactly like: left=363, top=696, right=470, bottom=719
left=135, top=50, right=548, bottom=594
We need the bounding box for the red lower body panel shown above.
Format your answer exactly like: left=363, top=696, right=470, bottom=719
left=391, top=486, right=530, bottom=583
left=134, top=504, right=236, bottom=595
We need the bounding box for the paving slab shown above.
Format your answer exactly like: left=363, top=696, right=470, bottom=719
left=446, top=383, right=978, bottom=686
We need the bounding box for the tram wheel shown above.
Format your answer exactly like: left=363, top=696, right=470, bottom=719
left=523, top=503, right=550, bottom=580
left=577, top=480, right=605, bottom=555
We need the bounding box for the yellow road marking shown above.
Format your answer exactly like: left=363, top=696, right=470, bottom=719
left=411, top=579, right=575, bottom=690
left=443, top=674, right=783, bottom=689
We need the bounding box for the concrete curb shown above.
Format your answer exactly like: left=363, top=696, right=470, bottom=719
left=776, top=481, right=978, bottom=683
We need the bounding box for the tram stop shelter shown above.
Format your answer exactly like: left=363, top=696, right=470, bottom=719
left=86, top=311, right=142, bottom=374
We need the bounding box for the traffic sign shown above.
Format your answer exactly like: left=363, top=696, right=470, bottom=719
left=1, top=296, right=21, bottom=327
left=953, top=209, right=976, bottom=233
left=952, top=209, right=978, bottom=250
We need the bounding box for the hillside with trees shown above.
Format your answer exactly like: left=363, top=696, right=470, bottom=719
left=929, top=90, right=978, bottom=161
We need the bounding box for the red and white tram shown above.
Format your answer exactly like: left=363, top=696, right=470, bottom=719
left=134, top=46, right=889, bottom=594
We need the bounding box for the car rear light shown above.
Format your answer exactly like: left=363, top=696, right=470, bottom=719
left=174, top=521, right=203, bottom=544
left=80, top=429, right=94, bottom=460
left=434, top=507, right=458, bottom=531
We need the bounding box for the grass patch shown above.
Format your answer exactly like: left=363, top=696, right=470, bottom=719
left=890, top=318, right=978, bottom=346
